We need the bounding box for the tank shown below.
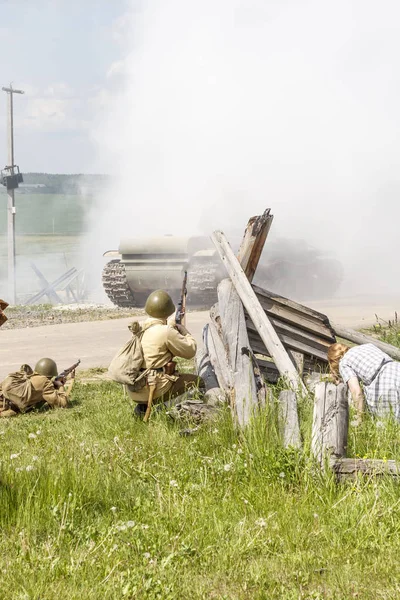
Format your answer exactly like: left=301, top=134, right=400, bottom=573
left=102, top=236, right=343, bottom=308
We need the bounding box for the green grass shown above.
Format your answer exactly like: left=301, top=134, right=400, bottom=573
left=1, top=379, right=400, bottom=599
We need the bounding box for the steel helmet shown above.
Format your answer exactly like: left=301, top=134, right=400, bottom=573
left=145, top=290, right=175, bottom=319
left=34, top=357, right=58, bottom=378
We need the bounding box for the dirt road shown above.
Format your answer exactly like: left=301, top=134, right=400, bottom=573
left=0, top=298, right=397, bottom=380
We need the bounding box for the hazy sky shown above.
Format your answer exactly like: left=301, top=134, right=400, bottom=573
left=0, top=0, right=125, bottom=172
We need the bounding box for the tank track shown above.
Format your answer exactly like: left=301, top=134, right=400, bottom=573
left=102, top=260, right=136, bottom=307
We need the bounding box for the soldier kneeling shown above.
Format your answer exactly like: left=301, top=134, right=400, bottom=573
left=126, top=290, right=204, bottom=417
left=0, top=358, right=73, bottom=417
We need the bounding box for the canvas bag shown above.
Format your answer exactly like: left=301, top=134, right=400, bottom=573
left=108, top=321, right=148, bottom=386
left=1, top=370, right=34, bottom=412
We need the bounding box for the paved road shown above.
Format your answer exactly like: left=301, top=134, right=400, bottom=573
left=0, top=312, right=209, bottom=380
left=0, top=298, right=398, bottom=379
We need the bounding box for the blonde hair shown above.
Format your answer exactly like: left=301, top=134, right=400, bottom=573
left=327, top=343, right=350, bottom=383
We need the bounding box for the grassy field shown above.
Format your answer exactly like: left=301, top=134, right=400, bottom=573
left=1, top=342, right=400, bottom=598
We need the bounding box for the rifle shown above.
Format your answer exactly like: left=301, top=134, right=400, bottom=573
left=55, top=359, right=81, bottom=382
left=175, top=270, right=188, bottom=327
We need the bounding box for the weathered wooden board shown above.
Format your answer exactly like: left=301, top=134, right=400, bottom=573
left=237, top=209, right=273, bottom=282
left=331, top=322, right=400, bottom=361
left=331, top=458, right=400, bottom=479
left=217, top=279, right=259, bottom=426
left=279, top=390, right=301, bottom=449
left=207, top=309, right=233, bottom=392
left=312, top=382, right=348, bottom=463
left=211, top=231, right=306, bottom=393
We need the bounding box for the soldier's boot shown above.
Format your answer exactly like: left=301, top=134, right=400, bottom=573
left=0, top=408, right=18, bottom=418
left=134, top=403, right=148, bottom=419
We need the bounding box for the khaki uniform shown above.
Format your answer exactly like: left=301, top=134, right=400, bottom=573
left=127, top=318, right=198, bottom=403
left=0, top=371, right=69, bottom=417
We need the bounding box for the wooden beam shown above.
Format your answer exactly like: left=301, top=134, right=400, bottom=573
left=212, top=230, right=306, bottom=393
left=237, top=209, right=273, bottom=282
left=206, top=312, right=233, bottom=391
left=312, top=382, right=348, bottom=463
left=331, top=322, right=400, bottom=361
left=196, top=327, right=227, bottom=406
left=279, top=390, right=301, bottom=449
left=217, top=278, right=259, bottom=426
left=331, top=457, right=400, bottom=479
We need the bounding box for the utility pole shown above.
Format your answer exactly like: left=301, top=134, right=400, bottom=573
left=2, top=84, right=24, bottom=304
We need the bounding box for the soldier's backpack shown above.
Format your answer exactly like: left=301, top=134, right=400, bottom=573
left=1, top=370, right=34, bottom=412
left=108, top=321, right=149, bottom=388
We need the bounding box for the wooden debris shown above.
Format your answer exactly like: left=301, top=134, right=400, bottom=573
left=211, top=230, right=306, bottom=394
left=331, top=457, right=400, bottom=480
left=331, top=322, right=400, bottom=361
left=217, top=278, right=258, bottom=426
left=279, top=390, right=301, bottom=449
left=237, top=208, right=273, bottom=281
left=312, top=382, right=348, bottom=463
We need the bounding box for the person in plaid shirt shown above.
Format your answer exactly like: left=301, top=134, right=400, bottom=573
left=328, top=343, right=400, bottom=422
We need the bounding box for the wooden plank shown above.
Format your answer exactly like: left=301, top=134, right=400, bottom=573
left=196, top=327, right=227, bottom=406
left=253, top=289, right=336, bottom=341
left=312, top=382, right=348, bottom=463
left=247, top=329, right=329, bottom=362
left=290, top=351, right=304, bottom=376
left=331, top=457, right=400, bottom=479
left=253, top=284, right=333, bottom=325
left=279, top=390, right=301, bottom=449
left=211, top=231, right=306, bottom=393
left=331, top=322, right=400, bottom=361
left=246, top=318, right=332, bottom=360
left=207, top=311, right=233, bottom=391
left=217, top=279, right=259, bottom=426
left=237, top=209, right=273, bottom=281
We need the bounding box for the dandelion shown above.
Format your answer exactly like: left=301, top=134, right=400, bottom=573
left=142, top=524, right=149, bottom=530
left=255, top=518, right=267, bottom=528
left=212, top=428, right=219, bottom=434
left=314, top=513, right=319, bottom=519
left=237, top=448, right=243, bottom=455
left=32, top=456, right=39, bottom=462
left=36, top=430, right=41, bottom=435
left=15, top=467, right=23, bottom=473
left=10, top=453, right=20, bottom=460
left=279, top=472, right=285, bottom=479
left=28, top=433, right=36, bottom=440
left=224, top=463, right=233, bottom=472
left=169, top=479, right=178, bottom=487
left=232, top=444, right=237, bottom=449
left=126, top=521, right=135, bottom=528
left=110, top=506, right=117, bottom=513
left=25, top=465, right=34, bottom=472
left=243, top=499, right=249, bottom=505
left=144, top=552, right=151, bottom=559
left=117, top=525, right=127, bottom=532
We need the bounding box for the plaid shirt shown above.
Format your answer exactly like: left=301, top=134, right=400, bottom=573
left=339, top=343, right=400, bottom=417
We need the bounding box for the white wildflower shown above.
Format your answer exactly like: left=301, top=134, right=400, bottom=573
left=118, top=524, right=127, bottom=532
left=32, top=456, right=39, bottom=462
left=144, top=552, right=151, bottom=559
left=142, top=524, right=149, bottom=530
left=0, top=431, right=5, bottom=436
left=255, top=518, right=267, bottom=528
left=232, top=444, right=237, bottom=449
left=15, top=467, right=23, bottom=473
left=169, top=479, right=178, bottom=487
left=10, top=453, right=20, bottom=460
left=126, top=520, right=135, bottom=528
left=237, top=448, right=243, bottom=455
left=279, top=472, right=285, bottom=478
left=28, top=433, right=36, bottom=440
left=224, top=463, right=233, bottom=472
left=243, top=499, right=249, bottom=505
left=36, top=430, right=41, bottom=435
left=212, top=428, right=219, bottom=434
left=110, top=506, right=117, bottom=513
left=25, top=465, right=34, bottom=472
left=314, top=513, right=319, bottom=519
left=243, top=462, right=248, bottom=468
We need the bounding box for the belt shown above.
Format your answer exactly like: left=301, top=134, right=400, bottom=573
left=140, top=367, right=164, bottom=373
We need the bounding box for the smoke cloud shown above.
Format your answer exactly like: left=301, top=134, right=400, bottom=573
left=88, top=0, right=400, bottom=298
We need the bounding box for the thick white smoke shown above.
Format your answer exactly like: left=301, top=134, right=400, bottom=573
left=88, top=0, right=400, bottom=298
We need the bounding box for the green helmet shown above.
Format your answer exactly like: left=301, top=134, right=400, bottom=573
left=35, top=358, right=58, bottom=378
left=145, top=290, right=175, bottom=319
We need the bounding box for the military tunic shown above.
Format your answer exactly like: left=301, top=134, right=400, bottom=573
left=127, top=317, right=197, bottom=403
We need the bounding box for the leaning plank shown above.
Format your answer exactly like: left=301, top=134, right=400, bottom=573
left=279, top=390, right=301, bottom=449
left=331, top=458, right=400, bottom=480
left=196, top=328, right=227, bottom=406
left=206, top=313, right=233, bottom=392
left=237, top=209, right=273, bottom=282
left=212, top=231, right=306, bottom=393
left=331, top=322, right=400, bottom=361
left=218, top=279, right=258, bottom=426
left=312, top=382, right=348, bottom=463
